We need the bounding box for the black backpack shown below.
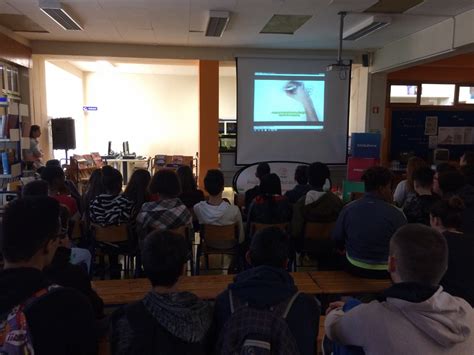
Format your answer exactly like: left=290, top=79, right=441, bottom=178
left=217, top=290, right=301, bottom=355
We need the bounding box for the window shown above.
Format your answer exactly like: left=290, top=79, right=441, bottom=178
left=420, top=84, right=455, bottom=106
left=389, top=84, right=418, bottom=104
left=458, top=86, right=474, bottom=104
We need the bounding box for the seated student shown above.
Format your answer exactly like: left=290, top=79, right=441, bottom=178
left=284, top=165, right=311, bottom=204
left=194, top=169, right=244, bottom=244
left=110, top=230, right=213, bottom=355
left=325, top=224, right=474, bottom=355
left=431, top=197, right=474, bottom=306
left=41, top=165, right=79, bottom=219
left=90, top=166, right=133, bottom=226
left=214, top=227, right=320, bottom=355
left=438, top=170, right=474, bottom=234
left=393, top=156, right=427, bottom=207
left=403, top=167, right=439, bottom=225
left=432, top=162, right=457, bottom=196
left=332, top=166, right=406, bottom=279
left=46, top=159, right=82, bottom=213
left=291, top=162, right=343, bottom=241
left=0, top=197, right=97, bottom=354
left=82, top=168, right=104, bottom=228
left=136, top=169, right=192, bottom=237
left=244, top=162, right=270, bottom=213
left=123, top=168, right=151, bottom=216
left=246, top=173, right=292, bottom=236
left=177, top=165, right=204, bottom=209
left=460, top=151, right=474, bottom=167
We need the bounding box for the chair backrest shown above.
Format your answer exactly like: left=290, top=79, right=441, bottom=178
left=92, top=224, right=128, bottom=243
left=202, top=224, right=239, bottom=249
left=234, top=193, right=245, bottom=208
left=168, top=225, right=188, bottom=238
left=303, top=222, right=335, bottom=241
left=251, top=222, right=289, bottom=236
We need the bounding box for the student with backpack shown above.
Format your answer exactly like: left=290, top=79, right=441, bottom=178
left=214, top=227, right=320, bottom=355
left=109, top=230, right=213, bottom=355
left=0, top=197, right=97, bottom=355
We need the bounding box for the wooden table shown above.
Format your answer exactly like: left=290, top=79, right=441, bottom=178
left=94, top=272, right=322, bottom=306
left=309, top=271, right=391, bottom=295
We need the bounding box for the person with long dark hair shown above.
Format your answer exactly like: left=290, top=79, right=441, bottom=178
left=176, top=165, right=204, bottom=209
left=123, top=169, right=151, bottom=215
left=82, top=169, right=104, bottom=227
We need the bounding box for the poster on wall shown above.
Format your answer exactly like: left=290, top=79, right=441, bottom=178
left=424, top=116, right=438, bottom=136
left=438, top=127, right=473, bottom=145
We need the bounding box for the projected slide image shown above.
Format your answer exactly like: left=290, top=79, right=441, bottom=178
left=254, top=75, right=325, bottom=132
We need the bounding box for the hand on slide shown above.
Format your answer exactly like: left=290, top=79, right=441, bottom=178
left=284, top=81, right=311, bottom=104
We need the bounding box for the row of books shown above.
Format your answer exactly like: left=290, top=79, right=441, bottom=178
left=0, top=114, right=19, bottom=139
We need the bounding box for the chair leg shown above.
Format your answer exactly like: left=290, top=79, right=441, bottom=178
left=195, top=245, right=201, bottom=275
left=205, top=254, right=210, bottom=270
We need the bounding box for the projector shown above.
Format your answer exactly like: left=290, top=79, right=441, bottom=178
left=326, top=63, right=350, bottom=72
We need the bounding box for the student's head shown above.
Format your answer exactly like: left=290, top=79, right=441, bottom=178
left=45, top=159, right=61, bottom=168
left=1, top=197, right=60, bottom=268
left=412, top=167, right=434, bottom=194
left=308, top=162, right=330, bottom=189
left=433, top=163, right=457, bottom=195
left=294, top=165, right=308, bottom=185
left=29, top=125, right=41, bottom=139
left=141, top=230, right=188, bottom=287
left=247, top=227, right=289, bottom=269
left=86, top=169, right=104, bottom=197
left=259, top=173, right=282, bottom=196
left=361, top=166, right=392, bottom=201
left=124, top=169, right=151, bottom=206
left=101, top=166, right=123, bottom=195
left=389, top=224, right=448, bottom=286
left=430, top=197, right=465, bottom=232
left=255, top=162, right=270, bottom=180
left=22, top=180, right=49, bottom=197
left=40, top=166, right=65, bottom=190
left=406, top=157, right=428, bottom=192
left=176, top=165, right=197, bottom=194
left=204, top=169, right=224, bottom=197
left=437, top=170, right=466, bottom=196
left=149, top=169, right=181, bottom=199
left=460, top=151, right=474, bottom=167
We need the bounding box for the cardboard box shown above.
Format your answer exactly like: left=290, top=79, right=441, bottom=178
left=347, top=157, right=380, bottom=181
left=351, top=133, right=381, bottom=158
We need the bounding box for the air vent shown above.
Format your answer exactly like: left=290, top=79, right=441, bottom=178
left=39, top=0, right=83, bottom=31
left=260, top=14, right=312, bottom=34
left=205, top=11, right=230, bottom=37
left=343, top=16, right=391, bottom=41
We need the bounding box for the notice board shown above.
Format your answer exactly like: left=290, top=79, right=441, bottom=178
left=390, top=110, right=474, bottom=161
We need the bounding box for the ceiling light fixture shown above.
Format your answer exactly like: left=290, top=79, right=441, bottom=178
left=39, top=0, right=83, bottom=31
left=205, top=11, right=230, bottom=37
left=343, top=15, right=391, bottom=41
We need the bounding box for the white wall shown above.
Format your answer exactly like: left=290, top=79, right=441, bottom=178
left=45, top=61, right=86, bottom=159
left=219, top=75, right=236, bottom=119
left=84, top=71, right=199, bottom=157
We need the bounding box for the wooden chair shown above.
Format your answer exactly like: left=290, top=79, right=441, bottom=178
left=196, top=224, right=239, bottom=274
left=91, top=224, right=131, bottom=279
left=349, top=192, right=364, bottom=202
left=161, top=225, right=196, bottom=275
left=299, top=222, right=336, bottom=267
left=250, top=222, right=290, bottom=237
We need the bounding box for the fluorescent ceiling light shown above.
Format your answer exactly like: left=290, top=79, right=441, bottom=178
left=343, top=16, right=391, bottom=41
left=39, top=0, right=83, bottom=31
left=205, top=11, right=230, bottom=37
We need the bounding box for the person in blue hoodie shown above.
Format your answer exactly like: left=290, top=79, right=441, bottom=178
left=213, top=227, right=320, bottom=355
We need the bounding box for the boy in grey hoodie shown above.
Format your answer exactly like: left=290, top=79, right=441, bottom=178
left=325, top=224, right=474, bottom=355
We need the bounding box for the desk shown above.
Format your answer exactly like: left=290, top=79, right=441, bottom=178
left=104, top=158, right=150, bottom=184
left=93, top=272, right=321, bottom=306
left=309, top=271, right=391, bottom=295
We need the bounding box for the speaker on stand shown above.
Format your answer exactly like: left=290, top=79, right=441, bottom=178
left=51, top=118, right=76, bottom=164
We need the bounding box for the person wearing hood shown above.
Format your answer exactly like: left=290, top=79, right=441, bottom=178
left=194, top=169, right=244, bottom=243
left=214, top=227, right=321, bottom=355
left=325, top=224, right=474, bottom=355
left=110, top=230, right=213, bottom=355
left=0, top=197, right=97, bottom=354
left=438, top=169, right=474, bottom=234
left=291, top=162, right=343, bottom=248
left=332, top=166, right=406, bottom=279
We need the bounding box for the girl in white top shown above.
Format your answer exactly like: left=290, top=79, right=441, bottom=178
left=29, top=125, right=44, bottom=169
left=393, top=156, right=427, bottom=207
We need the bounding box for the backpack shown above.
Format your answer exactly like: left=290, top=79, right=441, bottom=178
left=218, top=290, right=301, bottom=355
left=0, top=285, right=60, bottom=355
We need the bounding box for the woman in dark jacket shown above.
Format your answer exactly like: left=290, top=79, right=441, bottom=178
left=176, top=165, right=204, bottom=209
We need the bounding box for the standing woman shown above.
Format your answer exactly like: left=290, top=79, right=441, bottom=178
left=29, top=125, right=44, bottom=169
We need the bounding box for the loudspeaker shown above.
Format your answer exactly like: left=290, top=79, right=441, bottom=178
left=51, top=118, right=76, bottom=150
left=362, top=54, right=369, bottom=67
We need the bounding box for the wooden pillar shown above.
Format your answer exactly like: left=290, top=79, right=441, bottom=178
left=198, top=60, right=219, bottom=188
